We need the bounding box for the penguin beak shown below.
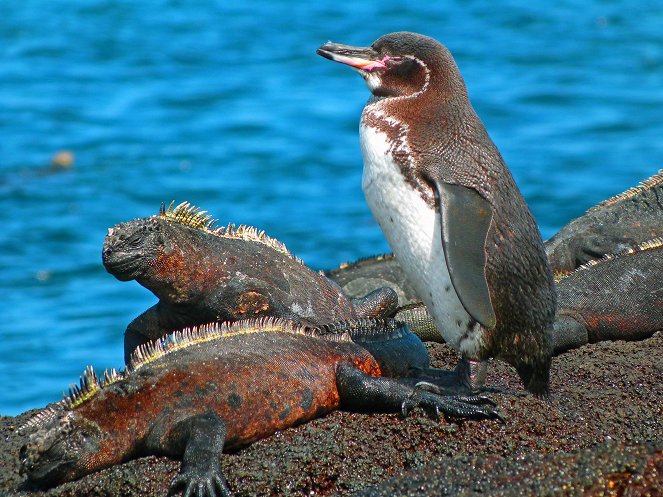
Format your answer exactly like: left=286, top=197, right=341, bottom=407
left=317, top=42, right=387, bottom=72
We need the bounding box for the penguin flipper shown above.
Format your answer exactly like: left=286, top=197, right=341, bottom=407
left=432, top=181, right=497, bottom=329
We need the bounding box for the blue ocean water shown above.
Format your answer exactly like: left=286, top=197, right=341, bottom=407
left=1, top=2, right=661, bottom=415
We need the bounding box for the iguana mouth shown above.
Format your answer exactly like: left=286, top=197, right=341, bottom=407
left=101, top=251, right=145, bottom=280
left=20, top=433, right=72, bottom=487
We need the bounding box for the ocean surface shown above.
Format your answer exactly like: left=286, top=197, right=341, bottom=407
left=1, top=1, right=662, bottom=415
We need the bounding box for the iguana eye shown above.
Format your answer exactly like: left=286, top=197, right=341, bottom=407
left=124, top=231, right=143, bottom=249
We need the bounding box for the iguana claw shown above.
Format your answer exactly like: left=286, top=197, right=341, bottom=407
left=169, top=469, right=231, bottom=497
left=414, top=381, right=498, bottom=407
left=401, top=388, right=504, bottom=423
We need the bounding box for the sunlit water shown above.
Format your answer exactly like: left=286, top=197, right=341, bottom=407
left=1, top=2, right=661, bottom=415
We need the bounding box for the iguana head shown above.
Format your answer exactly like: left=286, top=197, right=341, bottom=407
left=102, top=217, right=166, bottom=281
left=20, top=410, right=105, bottom=488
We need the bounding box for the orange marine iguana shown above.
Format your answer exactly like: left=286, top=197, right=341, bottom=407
left=19, top=318, right=501, bottom=497
left=102, top=202, right=398, bottom=363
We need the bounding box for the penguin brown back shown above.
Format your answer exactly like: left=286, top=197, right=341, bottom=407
left=318, top=32, right=556, bottom=395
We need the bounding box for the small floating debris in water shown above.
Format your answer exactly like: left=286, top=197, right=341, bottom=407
left=50, top=150, right=75, bottom=171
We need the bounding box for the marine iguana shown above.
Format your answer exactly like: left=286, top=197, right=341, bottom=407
left=103, top=202, right=398, bottom=363
left=324, top=255, right=440, bottom=343
left=327, top=171, right=663, bottom=349
left=325, top=253, right=419, bottom=307
left=552, top=238, right=663, bottom=353
left=545, top=169, right=663, bottom=276
left=324, top=255, right=448, bottom=342
left=19, top=318, right=500, bottom=497
left=329, top=240, right=663, bottom=355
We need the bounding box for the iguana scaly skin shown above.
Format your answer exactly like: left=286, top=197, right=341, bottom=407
left=545, top=170, right=663, bottom=276
left=19, top=318, right=500, bottom=497
left=330, top=240, right=663, bottom=355
left=552, top=238, right=663, bottom=353
left=327, top=171, right=663, bottom=350
left=324, top=253, right=419, bottom=306
left=103, top=202, right=398, bottom=362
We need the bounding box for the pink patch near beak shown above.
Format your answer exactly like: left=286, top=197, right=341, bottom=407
left=330, top=53, right=388, bottom=72
left=360, top=57, right=389, bottom=71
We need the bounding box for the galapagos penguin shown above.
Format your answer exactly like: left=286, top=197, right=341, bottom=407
left=317, top=32, right=556, bottom=395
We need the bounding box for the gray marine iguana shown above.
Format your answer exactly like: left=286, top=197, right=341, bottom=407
left=327, top=170, right=663, bottom=301
left=329, top=240, right=663, bottom=355
left=545, top=169, right=663, bottom=277
left=325, top=253, right=420, bottom=307
left=551, top=238, right=663, bottom=353
left=103, top=202, right=398, bottom=363
left=19, top=318, right=501, bottom=497
left=327, top=171, right=663, bottom=350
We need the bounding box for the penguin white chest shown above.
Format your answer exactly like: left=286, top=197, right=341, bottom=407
left=359, top=123, right=482, bottom=356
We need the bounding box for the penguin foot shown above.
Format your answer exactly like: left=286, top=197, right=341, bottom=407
left=413, top=384, right=497, bottom=407
left=406, top=366, right=474, bottom=395
left=455, top=357, right=488, bottom=391
left=407, top=361, right=499, bottom=396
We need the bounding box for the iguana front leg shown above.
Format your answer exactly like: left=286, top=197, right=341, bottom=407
left=124, top=304, right=162, bottom=363
left=335, top=363, right=502, bottom=422
left=147, top=411, right=231, bottom=497
left=124, top=303, right=194, bottom=363
left=551, top=315, right=589, bottom=354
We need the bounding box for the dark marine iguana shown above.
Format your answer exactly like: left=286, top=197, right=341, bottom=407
left=19, top=318, right=500, bottom=497
left=331, top=239, right=663, bottom=354
left=323, top=255, right=445, bottom=341
left=328, top=170, right=663, bottom=300
left=323, top=255, right=451, bottom=340
left=552, top=238, right=663, bottom=353
left=545, top=169, right=663, bottom=277
left=325, top=253, right=420, bottom=307
left=326, top=171, right=663, bottom=347
left=103, top=202, right=398, bottom=363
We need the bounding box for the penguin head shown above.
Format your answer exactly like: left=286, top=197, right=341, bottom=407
left=317, top=32, right=466, bottom=100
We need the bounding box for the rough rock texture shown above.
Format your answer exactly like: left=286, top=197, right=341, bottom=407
left=2, top=333, right=661, bottom=497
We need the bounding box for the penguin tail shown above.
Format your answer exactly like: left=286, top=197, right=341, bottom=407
left=516, top=359, right=551, bottom=398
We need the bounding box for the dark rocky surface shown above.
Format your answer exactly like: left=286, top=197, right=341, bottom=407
left=2, top=332, right=661, bottom=497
